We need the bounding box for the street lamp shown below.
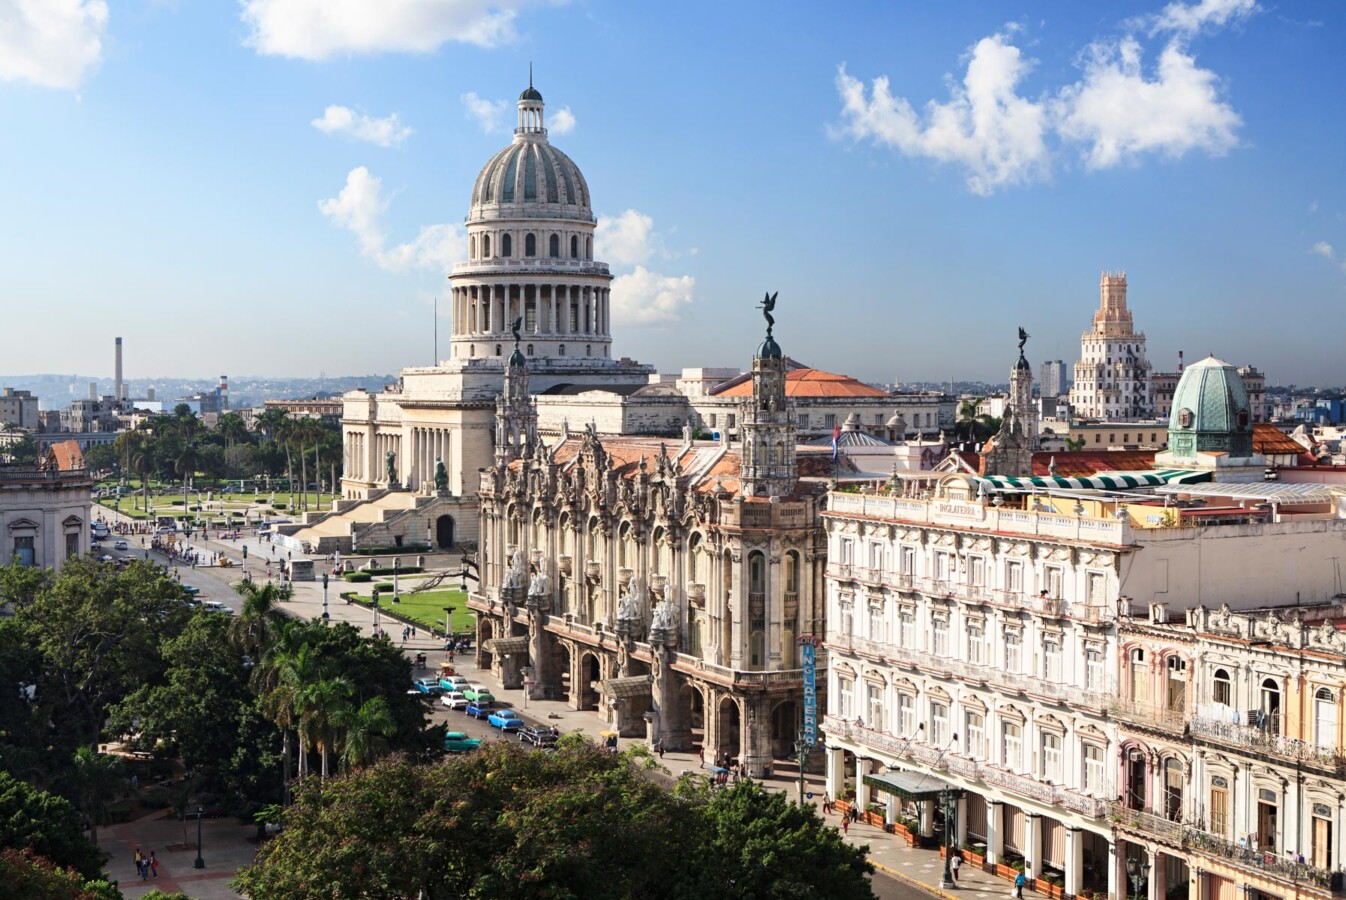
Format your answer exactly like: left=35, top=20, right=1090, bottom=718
left=939, top=787, right=957, bottom=889
left=242, top=544, right=249, bottom=579
left=393, top=557, right=400, bottom=604
left=443, top=606, right=454, bottom=643
left=193, top=806, right=204, bottom=869
left=322, top=573, right=330, bottom=620
left=371, top=588, right=381, bottom=636
left=793, top=729, right=810, bottom=804
left=1126, top=854, right=1151, bottom=900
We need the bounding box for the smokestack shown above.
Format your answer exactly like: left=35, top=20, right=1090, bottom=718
left=114, top=337, right=124, bottom=401
left=219, top=375, right=229, bottom=411
left=1178, top=350, right=1184, bottom=373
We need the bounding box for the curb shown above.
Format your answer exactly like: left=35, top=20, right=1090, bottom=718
left=867, top=858, right=960, bottom=900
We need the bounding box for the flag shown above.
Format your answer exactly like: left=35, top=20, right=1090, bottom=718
left=831, top=424, right=840, bottom=462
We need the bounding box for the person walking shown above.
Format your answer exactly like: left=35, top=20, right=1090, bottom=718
left=842, top=815, right=850, bottom=836
left=1014, top=870, right=1027, bottom=899
left=850, top=803, right=859, bottom=825
left=822, top=794, right=832, bottom=815
left=950, top=852, right=962, bottom=885
left=149, top=851, right=159, bottom=879
left=133, top=849, right=143, bottom=877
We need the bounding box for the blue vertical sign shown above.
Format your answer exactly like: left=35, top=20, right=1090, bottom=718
left=800, top=636, right=818, bottom=747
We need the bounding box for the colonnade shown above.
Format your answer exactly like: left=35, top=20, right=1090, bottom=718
left=342, top=427, right=452, bottom=493
left=450, top=283, right=609, bottom=338
left=407, top=426, right=452, bottom=493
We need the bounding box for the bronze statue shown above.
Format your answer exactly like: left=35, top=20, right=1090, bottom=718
left=511, top=315, right=523, bottom=348
left=434, top=457, right=449, bottom=494
left=1018, top=326, right=1030, bottom=353
left=385, top=450, right=397, bottom=484
left=758, top=291, right=777, bottom=335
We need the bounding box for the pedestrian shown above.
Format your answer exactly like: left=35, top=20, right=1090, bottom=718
left=133, top=848, right=143, bottom=876
left=655, top=738, right=665, bottom=759
left=850, top=803, right=859, bottom=824
left=950, top=852, right=962, bottom=885
left=1015, top=870, right=1026, bottom=899
left=411, top=627, right=417, bottom=639
left=842, top=816, right=850, bottom=836
left=150, top=851, right=159, bottom=878
left=822, top=794, right=832, bottom=815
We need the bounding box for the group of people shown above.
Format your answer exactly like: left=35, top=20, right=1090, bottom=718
left=132, top=848, right=159, bottom=880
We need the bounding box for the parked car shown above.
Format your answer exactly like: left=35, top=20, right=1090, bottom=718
left=182, top=585, right=201, bottom=596
left=518, top=725, right=559, bottom=747
left=412, top=678, right=443, bottom=695
left=461, top=684, right=495, bottom=704
left=487, top=710, right=524, bottom=731
left=465, top=702, right=493, bottom=719
left=438, top=675, right=469, bottom=693
left=440, top=691, right=469, bottom=710
left=442, top=731, right=482, bottom=753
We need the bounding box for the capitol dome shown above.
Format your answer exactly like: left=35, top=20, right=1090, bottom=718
left=1167, top=355, right=1254, bottom=459
left=470, top=140, right=591, bottom=218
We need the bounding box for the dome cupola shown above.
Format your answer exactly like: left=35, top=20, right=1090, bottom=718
left=1166, top=356, right=1254, bottom=459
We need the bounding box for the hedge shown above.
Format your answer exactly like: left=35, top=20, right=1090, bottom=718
left=344, top=572, right=372, bottom=583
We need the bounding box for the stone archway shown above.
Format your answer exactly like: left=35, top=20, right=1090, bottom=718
left=551, top=640, right=573, bottom=705
left=477, top=618, right=496, bottom=670
left=716, top=696, right=742, bottom=763
left=577, top=651, right=601, bottom=711
left=770, top=698, right=799, bottom=759
left=435, top=515, right=455, bottom=549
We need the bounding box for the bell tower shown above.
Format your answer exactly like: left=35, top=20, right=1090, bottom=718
left=495, top=324, right=538, bottom=466
left=739, top=292, right=797, bottom=498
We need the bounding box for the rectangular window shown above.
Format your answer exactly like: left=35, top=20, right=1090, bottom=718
left=1007, top=561, right=1024, bottom=594
left=867, top=683, right=885, bottom=732
left=1083, top=743, right=1104, bottom=794
left=1209, top=780, right=1229, bottom=837
left=839, top=539, right=853, bottom=564
left=1040, top=732, right=1061, bottom=780
left=1005, top=629, right=1021, bottom=672
left=934, top=552, right=950, bottom=582
left=900, top=608, right=915, bottom=649
left=1043, top=637, right=1061, bottom=682
left=869, top=542, right=884, bottom=573
left=1085, top=648, right=1104, bottom=691
left=838, top=598, right=853, bottom=638
left=1003, top=722, right=1022, bottom=770
left=967, top=621, right=984, bottom=664
left=65, top=532, right=80, bottom=559
left=932, top=616, right=948, bottom=656
left=868, top=604, right=884, bottom=643
left=727, top=414, right=736, bottom=428
left=708, top=414, right=717, bottom=428
left=969, top=555, right=986, bottom=587
left=931, top=701, right=949, bottom=746
left=875, top=414, right=884, bottom=427
left=966, top=712, right=985, bottom=758
left=899, top=693, right=915, bottom=737
left=1044, top=566, right=1064, bottom=598
left=797, top=414, right=808, bottom=430
left=1087, top=572, right=1107, bottom=604
left=900, top=546, right=916, bottom=575
left=824, top=414, right=836, bottom=429
left=838, top=677, right=854, bottom=720
left=12, top=536, right=35, bottom=567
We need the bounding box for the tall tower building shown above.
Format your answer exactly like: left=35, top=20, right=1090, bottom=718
left=494, top=336, right=538, bottom=467
left=1069, top=272, right=1152, bottom=419
left=1039, top=360, right=1065, bottom=398
left=739, top=295, right=797, bottom=499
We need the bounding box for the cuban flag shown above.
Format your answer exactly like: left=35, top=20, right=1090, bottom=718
left=831, top=423, right=840, bottom=463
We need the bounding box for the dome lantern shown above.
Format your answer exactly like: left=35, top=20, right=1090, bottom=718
left=517, top=65, right=546, bottom=137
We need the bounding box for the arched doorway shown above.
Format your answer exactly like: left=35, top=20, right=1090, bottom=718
left=552, top=641, right=572, bottom=704
left=771, top=699, right=799, bottom=758
left=716, top=696, right=741, bottom=762
left=578, top=652, right=601, bottom=711
left=478, top=619, right=496, bottom=670
left=435, top=515, right=455, bottom=549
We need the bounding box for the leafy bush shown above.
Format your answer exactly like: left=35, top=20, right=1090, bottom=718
left=170, top=500, right=184, bottom=506
left=374, top=582, right=395, bottom=593
left=364, top=566, right=424, bottom=576
left=272, top=503, right=286, bottom=510
left=345, top=572, right=372, bottom=583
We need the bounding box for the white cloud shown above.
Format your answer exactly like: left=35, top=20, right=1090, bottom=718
left=318, top=167, right=465, bottom=273
left=609, top=267, right=695, bottom=326
left=1312, top=241, right=1335, bottom=259
left=595, top=209, right=659, bottom=267
left=311, top=105, right=413, bottom=147
left=241, top=0, right=540, bottom=60
left=1054, top=38, right=1241, bottom=169
left=835, top=3, right=1251, bottom=193
left=834, top=34, right=1051, bottom=196
left=550, top=105, right=576, bottom=135
left=1146, top=0, right=1256, bottom=37
left=461, top=92, right=509, bottom=133
left=0, top=0, right=108, bottom=90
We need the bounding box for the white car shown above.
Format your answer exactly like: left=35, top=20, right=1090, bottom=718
left=440, top=690, right=469, bottom=710
left=114, top=540, right=128, bottom=551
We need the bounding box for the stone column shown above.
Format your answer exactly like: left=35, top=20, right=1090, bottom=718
left=854, top=757, right=870, bottom=813
left=550, top=288, right=558, bottom=337
left=1146, top=850, right=1158, bottom=900
left=743, top=697, right=771, bottom=778
left=956, top=796, right=968, bottom=847
left=919, top=799, right=935, bottom=837
left=1065, top=828, right=1084, bottom=897
left=825, top=745, right=846, bottom=799
left=987, top=800, right=1004, bottom=865
left=1108, top=841, right=1120, bottom=900
left=1024, top=812, right=1039, bottom=880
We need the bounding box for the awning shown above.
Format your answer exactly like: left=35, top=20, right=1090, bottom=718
left=864, top=769, right=966, bottom=802
left=482, top=636, right=529, bottom=656
left=974, top=469, right=1213, bottom=492
left=599, top=675, right=653, bottom=699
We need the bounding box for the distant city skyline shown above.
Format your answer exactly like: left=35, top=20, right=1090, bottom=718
left=2, top=1, right=1344, bottom=383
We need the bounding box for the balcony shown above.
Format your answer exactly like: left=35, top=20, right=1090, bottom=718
left=1190, top=717, right=1346, bottom=772
left=1107, top=699, right=1188, bottom=735
left=1110, top=803, right=1184, bottom=845
left=1183, top=828, right=1342, bottom=891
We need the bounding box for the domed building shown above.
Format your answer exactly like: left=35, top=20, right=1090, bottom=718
left=328, top=81, right=653, bottom=548
left=1156, top=355, right=1265, bottom=478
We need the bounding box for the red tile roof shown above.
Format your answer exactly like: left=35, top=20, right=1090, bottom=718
left=1253, top=423, right=1307, bottom=455
left=1030, top=450, right=1158, bottom=477
left=47, top=440, right=85, bottom=472
left=716, top=368, right=889, bottom=399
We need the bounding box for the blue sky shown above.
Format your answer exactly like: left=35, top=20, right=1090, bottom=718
left=1, top=0, right=1344, bottom=387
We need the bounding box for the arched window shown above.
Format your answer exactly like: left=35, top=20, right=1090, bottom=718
left=527, top=344, right=534, bottom=356
left=502, top=234, right=513, bottom=257
left=570, top=235, right=578, bottom=258
left=1261, top=678, right=1282, bottom=732
left=586, top=236, right=591, bottom=259
left=1315, top=687, right=1337, bottom=749
left=483, top=234, right=491, bottom=257
left=586, top=344, right=591, bottom=357
left=469, top=344, right=475, bottom=357
left=1213, top=668, right=1232, bottom=706
left=470, top=235, right=476, bottom=259
left=748, top=550, right=766, bottom=669
left=495, top=344, right=501, bottom=356
left=525, top=233, right=536, bottom=257
left=549, top=234, right=559, bottom=257
left=558, top=344, right=565, bottom=356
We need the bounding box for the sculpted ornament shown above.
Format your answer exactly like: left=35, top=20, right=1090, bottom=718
left=501, top=549, right=527, bottom=592
left=617, top=576, right=644, bottom=625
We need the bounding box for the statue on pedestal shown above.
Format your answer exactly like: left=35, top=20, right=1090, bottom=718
left=385, top=450, right=397, bottom=485
left=434, top=457, right=449, bottom=495
left=501, top=549, right=527, bottom=592
left=617, top=576, right=643, bottom=633
left=650, top=585, right=678, bottom=637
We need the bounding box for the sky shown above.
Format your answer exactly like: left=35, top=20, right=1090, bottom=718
left=1, top=0, right=1344, bottom=387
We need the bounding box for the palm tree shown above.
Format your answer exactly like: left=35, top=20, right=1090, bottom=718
left=71, top=746, right=123, bottom=847
left=176, top=442, right=200, bottom=513
left=297, top=676, right=353, bottom=780
left=231, top=579, right=285, bottom=660
left=251, top=622, right=312, bottom=802
left=336, top=696, right=396, bottom=771
left=217, top=412, right=249, bottom=451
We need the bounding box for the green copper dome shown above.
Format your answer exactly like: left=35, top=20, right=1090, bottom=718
left=1167, top=356, right=1253, bottom=458
left=757, top=336, right=782, bottom=359
left=519, top=85, right=543, bottom=102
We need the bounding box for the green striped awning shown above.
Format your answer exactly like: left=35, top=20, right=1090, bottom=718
left=974, top=469, right=1214, bottom=492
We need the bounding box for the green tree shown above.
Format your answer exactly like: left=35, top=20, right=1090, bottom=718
left=82, top=443, right=118, bottom=475
left=1, top=432, right=39, bottom=465
left=296, top=675, right=351, bottom=780
left=0, top=848, right=121, bottom=900
left=216, top=412, right=250, bottom=450
left=0, top=772, right=102, bottom=879
left=335, top=695, right=395, bottom=771
left=67, top=748, right=122, bottom=848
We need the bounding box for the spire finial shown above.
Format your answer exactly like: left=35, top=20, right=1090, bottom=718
left=529, top=62, right=533, bottom=89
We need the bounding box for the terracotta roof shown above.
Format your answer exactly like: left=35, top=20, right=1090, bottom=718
left=716, top=368, right=889, bottom=399
left=1253, top=423, right=1307, bottom=455
left=1029, top=450, right=1157, bottom=478
left=47, top=440, right=85, bottom=472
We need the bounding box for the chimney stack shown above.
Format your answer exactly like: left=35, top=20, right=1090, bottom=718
left=1178, top=349, right=1184, bottom=373
left=114, top=337, right=124, bottom=401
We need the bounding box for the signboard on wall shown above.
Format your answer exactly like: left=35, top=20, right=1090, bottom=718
left=799, top=635, right=819, bottom=747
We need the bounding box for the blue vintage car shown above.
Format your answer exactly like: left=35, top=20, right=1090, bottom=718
left=487, top=710, right=524, bottom=732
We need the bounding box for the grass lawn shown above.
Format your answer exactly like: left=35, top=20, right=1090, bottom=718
left=346, top=587, right=473, bottom=634
left=98, top=491, right=337, bottom=519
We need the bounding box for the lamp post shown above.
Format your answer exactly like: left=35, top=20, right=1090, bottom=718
left=939, top=786, right=957, bottom=889
left=793, top=729, right=810, bottom=804
left=242, top=544, right=248, bottom=579
left=371, top=588, right=381, bottom=636
left=193, top=805, right=204, bottom=869
left=443, top=606, right=454, bottom=643
left=1127, top=853, right=1151, bottom=900
left=393, top=557, right=400, bottom=604
left=322, top=573, right=330, bottom=620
